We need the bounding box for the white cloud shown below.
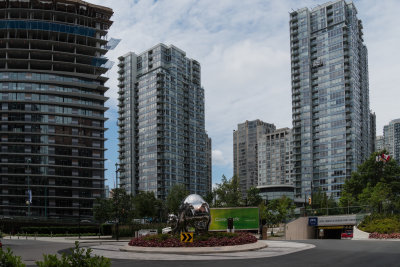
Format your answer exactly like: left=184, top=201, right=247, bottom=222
left=87, top=0, right=400, bottom=185
left=212, top=149, right=230, bottom=166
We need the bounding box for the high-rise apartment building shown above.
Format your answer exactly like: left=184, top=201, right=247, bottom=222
left=383, top=119, right=400, bottom=163
left=290, top=0, right=372, bottom=199
left=117, top=44, right=209, bottom=199
left=369, top=112, right=376, bottom=155
left=376, top=135, right=384, bottom=152
left=0, top=0, right=114, bottom=218
left=257, top=128, right=295, bottom=200
left=233, top=120, right=275, bottom=197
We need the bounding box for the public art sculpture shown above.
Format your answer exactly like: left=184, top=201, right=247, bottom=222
left=167, top=194, right=211, bottom=234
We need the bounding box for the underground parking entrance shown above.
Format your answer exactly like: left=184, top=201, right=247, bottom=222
left=307, top=214, right=366, bottom=239
left=317, top=225, right=354, bottom=239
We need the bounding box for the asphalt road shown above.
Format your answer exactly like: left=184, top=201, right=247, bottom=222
left=2, top=239, right=400, bottom=267
left=111, top=239, right=400, bottom=267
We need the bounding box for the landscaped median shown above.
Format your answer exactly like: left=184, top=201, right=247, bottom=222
left=122, top=232, right=267, bottom=254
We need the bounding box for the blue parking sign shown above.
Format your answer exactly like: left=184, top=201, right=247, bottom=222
left=308, top=217, right=318, bottom=226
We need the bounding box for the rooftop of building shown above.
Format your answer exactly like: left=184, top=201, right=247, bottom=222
left=388, top=119, right=400, bottom=125
left=120, top=43, right=203, bottom=63
left=290, top=0, right=356, bottom=14
left=53, top=0, right=113, bottom=13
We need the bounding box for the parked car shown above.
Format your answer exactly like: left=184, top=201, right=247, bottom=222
left=0, top=240, right=2, bottom=248
left=341, top=230, right=353, bottom=239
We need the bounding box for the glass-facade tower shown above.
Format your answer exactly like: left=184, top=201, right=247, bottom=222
left=118, top=44, right=209, bottom=199
left=0, top=0, right=114, bottom=218
left=290, top=0, right=372, bottom=199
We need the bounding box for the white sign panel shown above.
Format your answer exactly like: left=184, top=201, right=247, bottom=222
left=317, top=215, right=357, bottom=226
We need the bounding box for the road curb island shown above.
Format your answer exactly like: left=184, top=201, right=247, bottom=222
left=120, top=240, right=268, bottom=254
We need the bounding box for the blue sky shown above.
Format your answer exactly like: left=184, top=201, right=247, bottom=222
left=88, top=0, right=400, bottom=189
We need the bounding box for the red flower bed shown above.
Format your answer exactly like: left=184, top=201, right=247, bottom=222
left=128, top=232, right=258, bottom=247
left=369, top=232, right=400, bottom=239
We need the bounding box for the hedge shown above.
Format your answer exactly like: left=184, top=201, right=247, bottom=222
left=16, top=233, right=98, bottom=237
left=20, top=226, right=98, bottom=235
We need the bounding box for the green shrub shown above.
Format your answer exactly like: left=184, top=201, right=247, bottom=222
left=36, top=241, right=110, bottom=267
left=0, top=247, right=26, bottom=267
left=359, top=214, right=400, bottom=234
left=100, top=224, right=112, bottom=235
left=143, top=233, right=171, bottom=242
left=16, top=233, right=98, bottom=237
left=20, top=226, right=98, bottom=235
left=141, top=232, right=238, bottom=242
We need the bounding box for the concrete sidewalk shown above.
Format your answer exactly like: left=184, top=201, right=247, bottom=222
left=89, top=241, right=315, bottom=260
left=3, top=235, right=130, bottom=244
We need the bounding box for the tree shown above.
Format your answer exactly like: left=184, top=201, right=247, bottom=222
left=133, top=191, right=162, bottom=220
left=246, top=187, right=263, bottom=206
left=93, top=198, right=113, bottom=224
left=311, top=189, right=340, bottom=215
left=263, top=196, right=295, bottom=226
left=214, top=175, right=243, bottom=207
left=166, top=184, right=188, bottom=214
left=203, top=190, right=216, bottom=207
left=258, top=202, right=267, bottom=222
left=339, top=150, right=400, bottom=214
left=359, top=182, right=392, bottom=213
left=111, top=188, right=133, bottom=224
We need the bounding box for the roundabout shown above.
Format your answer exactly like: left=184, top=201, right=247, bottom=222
left=88, top=240, right=315, bottom=261
left=120, top=240, right=268, bottom=254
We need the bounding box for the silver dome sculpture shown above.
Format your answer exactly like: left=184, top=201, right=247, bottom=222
left=167, top=194, right=211, bottom=234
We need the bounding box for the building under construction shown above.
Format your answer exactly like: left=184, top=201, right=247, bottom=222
left=0, top=0, right=115, bottom=219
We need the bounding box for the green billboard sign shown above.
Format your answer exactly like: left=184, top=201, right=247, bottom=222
left=209, top=207, right=260, bottom=231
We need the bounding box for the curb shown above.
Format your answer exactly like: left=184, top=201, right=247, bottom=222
left=120, top=240, right=268, bottom=254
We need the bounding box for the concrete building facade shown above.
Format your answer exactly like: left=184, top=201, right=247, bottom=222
left=233, top=120, right=275, bottom=197
left=290, top=0, right=372, bottom=199
left=383, top=119, right=400, bottom=163
left=0, top=0, right=114, bottom=218
left=369, top=112, right=376, bottom=154
left=375, top=135, right=384, bottom=152
left=117, top=44, right=209, bottom=199
left=257, top=128, right=295, bottom=200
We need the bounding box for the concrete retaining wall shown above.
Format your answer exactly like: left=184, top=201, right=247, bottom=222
left=353, top=226, right=370, bottom=240
left=285, top=217, right=315, bottom=240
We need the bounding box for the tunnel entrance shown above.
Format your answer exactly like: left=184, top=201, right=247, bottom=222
left=318, top=226, right=353, bottom=239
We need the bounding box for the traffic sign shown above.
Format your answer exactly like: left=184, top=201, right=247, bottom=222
left=308, top=217, right=318, bottom=226
left=180, top=232, right=193, bottom=242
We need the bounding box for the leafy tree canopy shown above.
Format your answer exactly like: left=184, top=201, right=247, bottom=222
left=339, top=150, right=400, bottom=214
left=133, top=191, right=162, bottom=219
left=214, top=175, right=243, bottom=207
left=263, top=196, right=295, bottom=227
left=246, top=187, right=263, bottom=206
left=166, top=184, right=189, bottom=214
